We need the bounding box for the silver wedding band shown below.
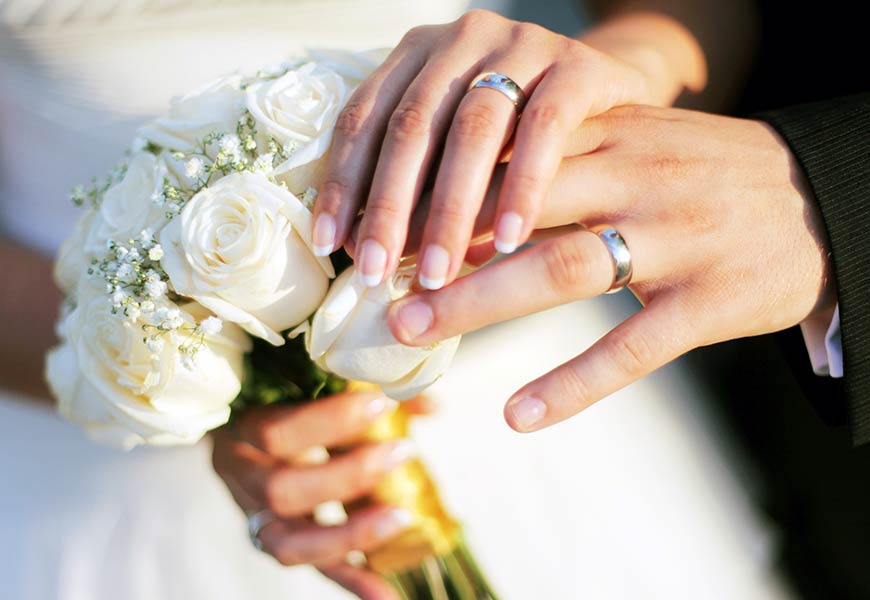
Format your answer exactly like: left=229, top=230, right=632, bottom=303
left=590, top=225, right=632, bottom=294
left=468, top=72, right=526, bottom=113
left=247, top=509, right=275, bottom=551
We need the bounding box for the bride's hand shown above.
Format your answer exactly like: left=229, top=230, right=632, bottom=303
left=312, top=9, right=669, bottom=290
left=385, top=105, right=835, bottom=433
left=212, top=390, right=421, bottom=600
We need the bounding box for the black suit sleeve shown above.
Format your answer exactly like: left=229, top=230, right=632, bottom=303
left=759, top=93, right=870, bottom=446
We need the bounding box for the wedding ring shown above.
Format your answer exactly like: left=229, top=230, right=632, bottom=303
left=468, top=72, right=526, bottom=113
left=590, top=225, right=632, bottom=294
left=247, top=509, right=275, bottom=551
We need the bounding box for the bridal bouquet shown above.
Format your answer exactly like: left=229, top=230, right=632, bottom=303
left=46, top=50, right=495, bottom=599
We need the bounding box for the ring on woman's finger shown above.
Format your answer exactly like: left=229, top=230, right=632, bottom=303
left=247, top=509, right=275, bottom=551
left=589, top=225, right=632, bottom=293
left=468, top=72, right=527, bottom=113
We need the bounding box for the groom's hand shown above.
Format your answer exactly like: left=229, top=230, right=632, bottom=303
left=386, top=105, right=835, bottom=433
left=212, top=390, right=426, bottom=600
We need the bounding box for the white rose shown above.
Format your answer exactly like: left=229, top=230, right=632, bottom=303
left=307, top=266, right=460, bottom=400
left=54, top=208, right=97, bottom=295
left=138, top=74, right=245, bottom=152
left=305, top=48, right=388, bottom=85
left=45, top=288, right=251, bottom=449
left=159, top=172, right=334, bottom=346
left=245, top=62, right=350, bottom=192
left=86, top=152, right=169, bottom=251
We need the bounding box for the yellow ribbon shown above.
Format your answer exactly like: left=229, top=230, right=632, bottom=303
left=347, top=381, right=460, bottom=573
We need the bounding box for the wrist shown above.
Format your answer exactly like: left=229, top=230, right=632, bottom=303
left=578, top=11, right=706, bottom=107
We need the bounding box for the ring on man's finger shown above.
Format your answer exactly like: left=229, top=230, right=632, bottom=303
left=589, top=225, right=632, bottom=294
left=467, top=72, right=527, bottom=113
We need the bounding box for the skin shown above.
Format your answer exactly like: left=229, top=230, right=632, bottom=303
left=311, top=2, right=757, bottom=292
left=386, top=105, right=835, bottom=433
left=212, top=392, right=435, bottom=600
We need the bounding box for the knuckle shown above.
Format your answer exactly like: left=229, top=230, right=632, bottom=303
left=429, top=195, right=467, bottom=225
left=455, top=9, right=497, bottom=34
left=558, top=366, right=593, bottom=410
left=454, top=104, right=500, bottom=139
left=400, top=24, right=429, bottom=45
left=509, top=170, right=545, bottom=194
left=524, top=103, right=563, bottom=133
left=263, top=470, right=295, bottom=516
left=334, top=102, right=371, bottom=137
left=608, top=331, right=655, bottom=377
left=510, top=21, right=544, bottom=46
left=363, top=197, right=405, bottom=223
left=389, top=101, right=431, bottom=138
left=277, top=542, right=318, bottom=567
left=541, top=238, right=592, bottom=293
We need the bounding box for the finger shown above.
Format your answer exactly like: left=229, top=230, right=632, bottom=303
left=237, top=391, right=397, bottom=458
left=400, top=114, right=616, bottom=257
left=389, top=224, right=654, bottom=346
left=415, top=62, right=539, bottom=291
left=212, top=426, right=277, bottom=512
left=503, top=296, right=699, bottom=432
left=491, top=63, right=589, bottom=255
left=319, top=563, right=401, bottom=600
left=260, top=504, right=414, bottom=567
left=256, top=440, right=417, bottom=518
left=312, top=38, right=429, bottom=256
left=354, top=56, right=486, bottom=286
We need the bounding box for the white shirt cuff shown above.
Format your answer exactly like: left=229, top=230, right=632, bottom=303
left=800, top=304, right=843, bottom=378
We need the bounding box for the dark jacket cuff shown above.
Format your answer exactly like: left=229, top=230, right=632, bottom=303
left=759, top=93, right=870, bottom=445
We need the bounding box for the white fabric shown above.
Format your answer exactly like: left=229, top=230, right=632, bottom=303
left=0, top=1, right=795, bottom=599
left=800, top=304, right=844, bottom=377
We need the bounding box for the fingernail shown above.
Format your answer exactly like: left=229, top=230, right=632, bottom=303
left=505, top=396, right=547, bottom=431
left=494, top=212, right=523, bottom=254
left=376, top=508, right=414, bottom=539
left=419, top=244, right=449, bottom=290
left=394, top=300, right=433, bottom=340
left=365, top=396, right=398, bottom=420
left=383, top=439, right=417, bottom=470
left=312, top=213, right=336, bottom=257
left=357, top=240, right=387, bottom=287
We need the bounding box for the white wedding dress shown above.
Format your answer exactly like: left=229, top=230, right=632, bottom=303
left=0, top=1, right=794, bottom=599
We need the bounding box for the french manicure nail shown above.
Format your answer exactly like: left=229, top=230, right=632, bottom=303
left=376, top=508, right=414, bottom=539
left=358, top=239, right=387, bottom=287
left=505, top=396, right=547, bottom=431
left=383, top=439, right=417, bottom=470
left=494, top=212, right=523, bottom=254
left=312, top=213, right=336, bottom=257
left=419, top=244, right=450, bottom=290
left=365, top=396, right=398, bottom=420
left=395, top=300, right=434, bottom=340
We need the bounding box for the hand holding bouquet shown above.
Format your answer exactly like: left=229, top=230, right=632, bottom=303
left=46, top=50, right=493, bottom=599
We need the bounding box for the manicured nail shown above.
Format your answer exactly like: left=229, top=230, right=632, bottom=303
left=358, top=239, right=387, bottom=287
left=365, top=396, right=398, bottom=420
left=494, top=212, right=523, bottom=254
left=312, top=213, right=336, bottom=257
left=383, top=439, right=417, bottom=470
left=419, top=244, right=450, bottom=290
left=376, top=508, right=414, bottom=539
left=394, top=300, right=434, bottom=340
left=505, top=396, right=547, bottom=431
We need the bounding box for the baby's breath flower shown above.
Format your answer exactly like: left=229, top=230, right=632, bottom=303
left=252, top=153, right=274, bottom=174
left=184, top=156, right=205, bottom=180
left=145, top=278, right=168, bottom=300
left=199, top=316, right=223, bottom=337
left=146, top=337, right=165, bottom=354
left=111, top=290, right=128, bottom=308
left=148, top=245, right=164, bottom=261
